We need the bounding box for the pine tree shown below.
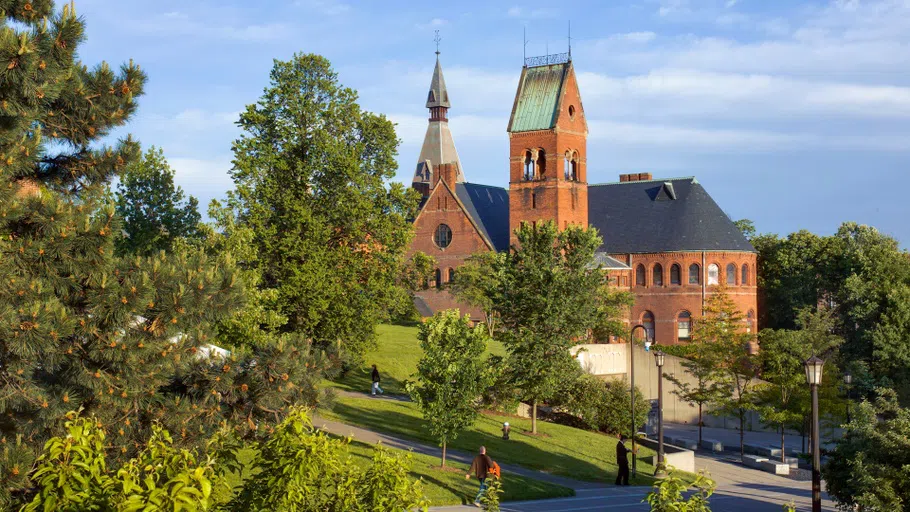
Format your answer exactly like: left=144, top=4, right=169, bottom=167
left=0, top=3, right=281, bottom=503
left=115, top=146, right=201, bottom=256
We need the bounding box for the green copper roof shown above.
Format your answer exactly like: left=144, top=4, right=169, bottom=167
left=508, top=63, right=568, bottom=133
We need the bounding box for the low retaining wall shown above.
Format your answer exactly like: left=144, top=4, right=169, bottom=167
left=636, top=437, right=695, bottom=474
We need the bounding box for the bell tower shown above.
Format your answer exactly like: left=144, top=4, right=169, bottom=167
left=506, top=54, right=588, bottom=245
left=412, top=36, right=464, bottom=199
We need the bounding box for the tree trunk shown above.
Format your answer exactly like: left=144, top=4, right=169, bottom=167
left=698, top=404, right=703, bottom=446
left=442, top=440, right=447, bottom=467
left=531, top=400, right=538, bottom=434
left=739, top=411, right=745, bottom=462
left=780, top=425, right=786, bottom=463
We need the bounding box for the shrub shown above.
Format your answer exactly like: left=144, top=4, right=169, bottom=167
left=644, top=469, right=715, bottom=512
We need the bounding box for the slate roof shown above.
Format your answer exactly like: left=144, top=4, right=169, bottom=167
left=426, top=57, right=450, bottom=108
left=455, top=183, right=510, bottom=252
left=507, top=63, right=569, bottom=133
left=588, top=177, right=755, bottom=254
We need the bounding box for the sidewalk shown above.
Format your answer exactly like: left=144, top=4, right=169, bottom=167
left=663, top=422, right=835, bottom=453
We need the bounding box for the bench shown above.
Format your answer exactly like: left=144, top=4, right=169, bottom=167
left=743, top=454, right=790, bottom=475
left=700, top=439, right=723, bottom=452
left=662, top=435, right=698, bottom=451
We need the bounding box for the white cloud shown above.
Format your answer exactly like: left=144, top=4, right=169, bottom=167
left=169, top=157, right=235, bottom=202
left=612, top=32, right=657, bottom=43
left=128, top=12, right=292, bottom=42
left=505, top=6, right=559, bottom=19
left=416, top=18, right=448, bottom=30
left=507, top=6, right=522, bottom=17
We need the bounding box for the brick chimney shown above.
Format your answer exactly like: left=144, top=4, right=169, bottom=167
left=433, top=162, right=459, bottom=188
left=619, top=173, right=653, bottom=182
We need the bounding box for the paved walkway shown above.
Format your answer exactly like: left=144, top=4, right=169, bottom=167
left=663, top=422, right=837, bottom=453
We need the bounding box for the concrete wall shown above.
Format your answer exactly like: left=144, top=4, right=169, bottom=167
left=572, top=342, right=768, bottom=432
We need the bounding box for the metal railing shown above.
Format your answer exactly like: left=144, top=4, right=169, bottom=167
left=524, top=52, right=570, bottom=67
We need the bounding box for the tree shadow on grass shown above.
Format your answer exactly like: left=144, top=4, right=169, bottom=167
left=333, top=364, right=408, bottom=396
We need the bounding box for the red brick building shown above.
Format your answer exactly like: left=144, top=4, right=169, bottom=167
left=408, top=53, right=757, bottom=347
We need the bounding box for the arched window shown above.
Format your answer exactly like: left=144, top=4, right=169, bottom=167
left=536, top=149, right=546, bottom=179
left=689, top=263, right=700, bottom=285
left=635, top=264, right=646, bottom=287
left=747, top=310, right=755, bottom=333
left=523, top=150, right=534, bottom=180
left=448, top=268, right=455, bottom=283
left=726, top=263, right=737, bottom=285
left=570, top=158, right=578, bottom=181
left=741, top=264, right=750, bottom=286
left=677, top=311, right=692, bottom=340
left=434, top=224, right=452, bottom=249
left=434, top=268, right=442, bottom=289
left=652, top=264, right=663, bottom=286
left=670, top=264, right=681, bottom=285
left=707, top=264, right=719, bottom=285
left=642, top=311, right=655, bottom=341
left=564, top=152, right=571, bottom=180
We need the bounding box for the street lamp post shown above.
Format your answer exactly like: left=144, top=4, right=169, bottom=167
left=654, top=350, right=667, bottom=478
left=843, top=372, right=852, bottom=424
left=629, top=324, right=653, bottom=477
left=805, top=356, right=825, bottom=512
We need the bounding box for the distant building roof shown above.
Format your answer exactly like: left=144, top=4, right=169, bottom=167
left=507, top=62, right=569, bottom=133
left=588, top=177, right=755, bottom=254
left=455, top=183, right=510, bottom=252
left=590, top=253, right=631, bottom=270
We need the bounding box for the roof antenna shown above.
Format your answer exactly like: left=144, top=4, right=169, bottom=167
left=434, top=30, right=441, bottom=56
left=568, top=20, right=572, bottom=60
left=523, top=26, right=527, bottom=66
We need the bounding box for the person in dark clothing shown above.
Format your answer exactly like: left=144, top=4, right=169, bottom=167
left=370, top=364, right=383, bottom=395
left=616, top=434, right=631, bottom=486
left=465, top=446, right=494, bottom=507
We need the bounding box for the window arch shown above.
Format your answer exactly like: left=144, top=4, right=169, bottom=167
left=434, top=224, right=452, bottom=249
left=564, top=152, right=571, bottom=180
left=652, top=264, right=664, bottom=286
left=707, top=264, right=719, bottom=285
left=670, top=264, right=681, bottom=285
left=726, top=263, right=737, bottom=285
left=642, top=311, right=655, bottom=341
left=635, top=264, right=646, bottom=287
left=536, top=148, right=546, bottom=179
left=677, top=311, right=692, bottom=340
left=741, top=264, right=750, bottom=286
left=447, top=267, right=456, bottom=283
left=434, top=268, right=442, bottom=289
left=689, top=263, right=701, bottom=285
left=523, top=150, right=535, bottom=180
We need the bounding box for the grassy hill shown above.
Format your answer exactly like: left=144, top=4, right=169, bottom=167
left=325, top=324, right=662, bottom=485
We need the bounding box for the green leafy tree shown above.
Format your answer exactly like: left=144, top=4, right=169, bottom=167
left=870, top=285, right=910, bottom=397
left=823, top=388, right=910, bottom=511
left=228, top=408, right=428, bottom=511
left=229, top=53, right=419, bottom=362
left=733, top=219, right=756, bottom=240
left=694, top=285, right=760, bottom=461
left=115, top=146, right=201, bottom=256
left=561, top=374, right=648, bottom=437
left=479, top=476, right=503, bottom=512
left=756, top=309, right=842, bottom=461
left=665, top=343, right=726, bottom=447
left=491, top=222, right=626, bottom=434
left=24, top=413, right=218, bottom=512
left=450, top=251, right=505, bottom=337
left=644, top=469, right=715, bottom=512
left=407, top=310, right=494, bottom=466
left=388, top=251, right=436, bottom=323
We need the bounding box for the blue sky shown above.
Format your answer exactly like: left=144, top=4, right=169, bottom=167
left=74, top=0, right=910, bottom=245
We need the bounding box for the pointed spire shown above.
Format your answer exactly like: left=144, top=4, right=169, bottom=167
left=426, top=57, right=450, bottom=109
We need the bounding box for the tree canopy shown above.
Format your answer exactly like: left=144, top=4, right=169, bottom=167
left=228, top=53, right=419, bottom=361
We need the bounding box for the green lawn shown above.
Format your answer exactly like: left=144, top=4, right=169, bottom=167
left=218, top=438, right=573, bottom=507
left=330, top=323, right=506, bottom=396
left=346, top=440, right=574, bottom=506
left=320, top=395, right=661, bottom=485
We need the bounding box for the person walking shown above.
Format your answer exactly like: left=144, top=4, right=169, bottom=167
left=371, top=364, right=383, bottom=396
left=616, top=434, right=631, bottom=486
left=466, top=446, right=495, bottom=507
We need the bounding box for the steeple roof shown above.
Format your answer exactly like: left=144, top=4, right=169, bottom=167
left=426, top=57, right=451, bottom=108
